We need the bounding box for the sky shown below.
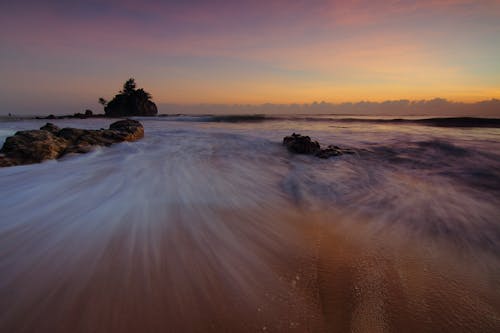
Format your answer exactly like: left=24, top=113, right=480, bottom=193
left=1, top=0, right=499, bottom=115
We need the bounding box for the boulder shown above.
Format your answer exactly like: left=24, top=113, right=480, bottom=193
left=0, top=119, right=144, bottom=167
left=108, top=119, right=145, bottom=141
left=315, top=147, right=342, bottom=159
left=0, top=130, right=68, bottom=165
left=58, top=128, right=88, bottom=142
left=40, top=123, right=60, bottom=134
left=283, top=133, right=355, bottom=159
left=283, top=133, right=320, bottom=154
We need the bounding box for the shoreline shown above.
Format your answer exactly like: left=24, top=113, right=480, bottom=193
left=1, top=208, right=498, bottom=332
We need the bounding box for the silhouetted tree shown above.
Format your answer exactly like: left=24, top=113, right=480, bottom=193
left=121, top=78, right=137, bottom=95
left=135, top=88, right=152, bottom=100
left=98, top=97, right=108, bottom=107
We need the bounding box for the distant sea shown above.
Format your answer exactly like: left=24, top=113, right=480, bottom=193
left=1, top=115, right=499, bottom=332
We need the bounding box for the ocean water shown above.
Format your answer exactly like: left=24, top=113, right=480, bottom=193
left=1, top=115, right=499, bottom=332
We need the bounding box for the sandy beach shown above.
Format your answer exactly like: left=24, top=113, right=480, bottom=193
left=1, top=117, right=499, bottom=332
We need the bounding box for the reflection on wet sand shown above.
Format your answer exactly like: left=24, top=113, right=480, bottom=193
left=1, top=207, right=498, bottom=332
left=1, top=117, right=499, bottom=332
left=313, top=215, right=500, bottom=332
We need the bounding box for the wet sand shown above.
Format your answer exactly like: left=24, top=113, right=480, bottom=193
left=312, top=216, right=500, bottom=332
left=1, top=207, right=499, bottom=332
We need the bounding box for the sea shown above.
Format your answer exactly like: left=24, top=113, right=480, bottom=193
left=1, top=115, right=499, bottom=332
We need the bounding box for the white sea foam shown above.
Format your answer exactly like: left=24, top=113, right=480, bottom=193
left=0, top=116, right=499, bottom=331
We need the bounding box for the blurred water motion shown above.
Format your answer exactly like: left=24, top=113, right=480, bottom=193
left=1, top=116, right=499, bottom=332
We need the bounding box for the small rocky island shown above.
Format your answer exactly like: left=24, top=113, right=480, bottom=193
left=101, top=78, right=158, bottom=117
left=36, top=78, right=158, bottom=120
left=283, top=133, right=355, bottom=158
left=0, top=120, right=144, bottom=167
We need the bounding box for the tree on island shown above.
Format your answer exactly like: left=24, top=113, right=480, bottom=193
left=121, top=78, right=136, bottom=95
left=98, top=97, right=108, bottom=107
left=100, top=78, right=158, bottom=117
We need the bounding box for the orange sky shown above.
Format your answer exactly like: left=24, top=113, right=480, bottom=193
left=1, top=0, right=499, bottom=114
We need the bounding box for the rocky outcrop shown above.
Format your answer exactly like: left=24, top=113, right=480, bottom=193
left=103, top=78, right=158, bottom=117
left=0, top=130, right=69, bottom=166
left=36, top=111, right=105, bottom=120
left=40, top=123, right=60, bottom=134
left=314, top=145, right=354, bottom=158
left=0, top=119, right=144, bottom=167
left=283, top=133, right=320, bottom=154
left=283, top=133, right=355, bottom=159
left=105, top=95, right=158, bottom=117
left=109, top=119, right=145, bottom=141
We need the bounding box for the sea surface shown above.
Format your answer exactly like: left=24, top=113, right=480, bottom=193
left=1, top=115, right=499, bottom=332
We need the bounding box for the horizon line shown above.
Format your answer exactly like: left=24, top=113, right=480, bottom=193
left=157, top=97, right=500, bottom=106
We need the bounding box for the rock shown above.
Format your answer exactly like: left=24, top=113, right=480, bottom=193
left=38, top=112, right=105, bottom=120
left=0, top=119, right=144, bottom=167
left=105, top=94, right=158, bottom=117
left=103, top=79, right=158, bottom=117
left=1, top=130, right=69, bottom=164
left=63, top=142, right=94, bottom=155
left=0, top=156, right=18, bottom=167
left=108, top=119, right=145, bottom=141
left=315, top=147, right=342, bottom=159
left=40, top=123, right=60, bottom=134
left=58, top=128, right=89, bottom=142
left=72, top=112, right=87, bottom=119
left=283, top=133, right=355, bottom=159
left=283, top=133, right=320, bottom=154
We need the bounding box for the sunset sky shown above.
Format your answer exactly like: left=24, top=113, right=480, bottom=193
left=1, top=0, right=499, bottom=114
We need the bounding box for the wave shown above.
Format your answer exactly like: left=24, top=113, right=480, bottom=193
left=150, top=114, right=273, bottom=123
left=1, top=117, right=499, bottom=331
left=415, top=117, right=500, bottom=127
left=299, top=116, right=500, bottom=128
left=149, top=115, right=500, bottom=128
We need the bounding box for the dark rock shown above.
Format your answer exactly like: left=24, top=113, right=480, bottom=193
left=63, top=143, right=94, bottom=155
left=39, top=112, right=105, bottom=120
left=315, top=147, right=342, bottom=159
left=108, top=119, right=145, bottom=141
left=0, top=119, right=144, bottom=167
left=105, top=94, right=158, bottom=117
left=103, top=78, right=158, bottom=117
left=73, top=112, right=87, bottom=119
left=0, top=156, right=18, bottom=167
left=283, top=133, right=320, bottom=154
left=40, top=123, right=60, bottom=134
left=58, top=128, right=89, bottom=142
left=283, top=133, right=355, bottom=159
left=1, top=130, right=68, bottom=164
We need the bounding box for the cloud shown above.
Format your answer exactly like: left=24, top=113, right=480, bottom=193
left=1, top=0, right=498, bottom=113
left=158, top=98, right=500, bottom=116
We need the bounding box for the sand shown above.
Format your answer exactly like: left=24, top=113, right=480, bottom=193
left=1, top=207, right=499, bottom=332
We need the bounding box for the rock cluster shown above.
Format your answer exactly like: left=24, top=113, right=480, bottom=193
left=36, top=110, right=103, bottom=120
left=283, top=133, right=320, bottom=154
left=0, top=119, right=144, bottom=167
left=283, top=133, right=354, bottom=159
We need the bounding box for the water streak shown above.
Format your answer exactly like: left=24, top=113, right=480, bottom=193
left=1, top=117, right=499, bottom=332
